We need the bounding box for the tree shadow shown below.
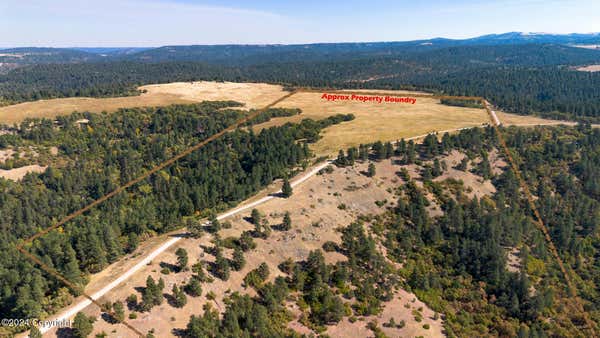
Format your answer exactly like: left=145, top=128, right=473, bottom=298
left=172, top=328, right=187, bottom=337
left=56, top=327, right=75, bottom=338
left=164, top=293, right=178, bottom=308
left=271, top=223, right=288, bottom=231
left=101, top=312, right=118, bottom=324
left=268, top=191, right=286, bottom=198
left=159, top=261, right=179, bottom=273
left=199, top=244, right=218, bottom=256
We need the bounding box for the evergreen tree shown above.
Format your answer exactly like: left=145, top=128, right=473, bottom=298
left=404, top=141, right=416, bottom=164
left=384, top=142, right=394, bottom=159
left=239, top=231, right=256, bottom=251
left=359, top=144, right=369, bottom=161
left=172, top=284, right=187, bottom=308
left=432, top=158, right=442, bottom=177
left=251, top=209, right=262, bottom=227
left=367, top=163, right=376, bottom=177
left=335, top=149, right=347, bottom=166
left=112, top=301, right=125, bottom=323
left=281, top=177, right=293, bottom=198
left=347, top=147, right=358, bottom=164
left=423, top=134, right=439, bottom=158
left=456, top=157, right=469, bottom=171
left=213, top=251, right=231, bottom=281
left=29, top=326, right=42, bottom=338
left=282, top=211, right=292, bottom=231
left=208, top=213, right=221, bottom=233
left=372, top=141, right=385, bottom=160
left=256, top=262, right=270, bottom=281
left=232, top=247, right=246, bottom=271
left=396, top=139, right=407, bottom=156
left=187, top=218, right=204, bottom=239
left=184, top=277, right=203, bottom=297
left=72, top=312, right=94, bottom=338
left=127, top=233, right=139, bottom=253
left=175, top=247, right=189, bottom=272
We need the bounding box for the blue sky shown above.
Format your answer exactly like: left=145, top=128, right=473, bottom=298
left=1, top=0, right=599, bottom=47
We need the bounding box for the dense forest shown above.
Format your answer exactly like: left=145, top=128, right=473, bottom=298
left=0, top=102, right=354, bottom=335
left=385, top=125, right=600, bottom=336
left=174, top=124, right=600, bottom=337
left=2, top=44, right=600, bottom=121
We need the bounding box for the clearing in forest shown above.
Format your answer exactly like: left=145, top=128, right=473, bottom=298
left=1, top=81, right=563, bottom=136
left=0, top=81, right=286, bottom=124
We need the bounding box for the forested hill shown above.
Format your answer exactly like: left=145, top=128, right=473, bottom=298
left=2, top=41, right=600, bottom=122
left=0, top=102, right=354, bottom=335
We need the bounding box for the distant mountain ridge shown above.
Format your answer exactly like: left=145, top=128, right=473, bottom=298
left=2, top=31, right=600, bottom=66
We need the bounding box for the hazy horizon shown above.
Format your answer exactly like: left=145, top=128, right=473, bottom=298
left=1, top=31, right=599, bottom=50
left=1, top=0, right=600, bottom=48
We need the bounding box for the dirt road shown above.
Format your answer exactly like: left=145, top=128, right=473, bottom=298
left=37, top=160, right=331, bottom=335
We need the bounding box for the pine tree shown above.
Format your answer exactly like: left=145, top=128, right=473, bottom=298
left=257, top=262, right=270, bottom=281
left=73, top=312, right=94, bottom=338
left=367, top=163, right=376, bottom=177
left=172, top=284, right=187, bottom=308
left=113, top=301, right=125, bottom=323
left=359, top=144, right=369, bottom=161
left=208, top=212, right=221, bottom=233
left=239, top=231, right=256, bottom=251
left=175, top=248, right=189, bottom=272
left=185, top=277, right=203, bottom=297
left=281, top=177, right=293, bottom=198
left=187, top=218, right=204, bottom=238
left=456, top=157, right=469, bottom=171
left=335, top=149, right=347, bottom=166
left=141, top=276, right=157, bottom=311
left=282, top=211, right=292, bottom=231
left=251, top=208, right=262, bottom=226
left=384, top=142, right=394, bottom=159
left=191, top=261, right=207, bottom=282
left=346, top=147, right=357, bottom=165
left=213, top=251, right=231, bottom=281
left=29, top=326, right=43, bottom=338
left=372, top=141, right=385, bottom=160
left=404, top=141, right=416, bottom=164
left=127, top=232, right=139, bottom=253
left=396, top=139, right=407, bottom=156
left=232, top=247, right=246, bottom=271
left=432, top=158, right=442, bottom=177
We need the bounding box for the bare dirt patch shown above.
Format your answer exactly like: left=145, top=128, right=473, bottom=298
left=433, top=150, right=497, bottom=199
left=576, top=65, right=600, bottom=72
left=0, top=148, right=15, bottom=163
left=506, top=247, right=522, bottom=273
left=325, top=289, right=444, bottom=338
left=0, top=164, right=46, bottom=181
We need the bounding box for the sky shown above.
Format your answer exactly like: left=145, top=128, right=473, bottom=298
left=1, top=0, right=600, bottom=47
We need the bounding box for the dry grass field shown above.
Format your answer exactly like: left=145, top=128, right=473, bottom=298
left=1, top=81, right=572, bottom=160
left=0, top=81, right=286, bottom=125
left=266, top=92, right=489, bottom=156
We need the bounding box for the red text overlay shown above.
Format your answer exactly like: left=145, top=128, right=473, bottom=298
left=321, top=93, right=416, bottom=104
